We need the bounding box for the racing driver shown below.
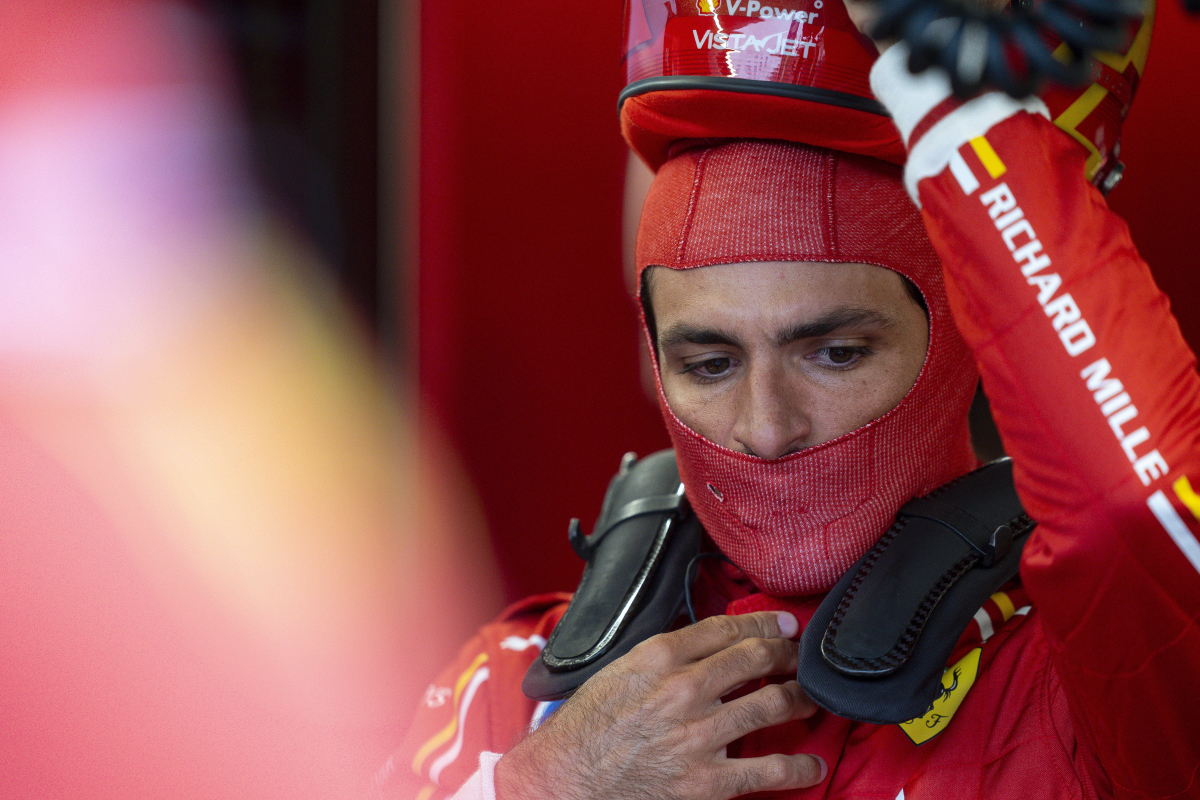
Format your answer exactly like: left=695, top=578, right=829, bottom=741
left=384, top=2, right=1200, bottom=797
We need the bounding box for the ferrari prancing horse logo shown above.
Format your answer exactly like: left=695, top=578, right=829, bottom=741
left=898, top=647, right=982, bottom=745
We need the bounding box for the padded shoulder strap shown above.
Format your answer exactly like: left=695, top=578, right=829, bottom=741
left=522, top=449, right=703, bottom=701
left=797, top=457, right=1034, bottom=724
left=523, top=453, right=1032, bottom=721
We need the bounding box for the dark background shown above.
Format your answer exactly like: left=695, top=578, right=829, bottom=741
left=208, top=0, right=386, bottom=337
left=211, top=0, right=1200, bottom=610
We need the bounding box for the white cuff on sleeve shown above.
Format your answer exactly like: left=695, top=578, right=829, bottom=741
left=869, top=42, right=955, bottom=147
left=449, top=752, right=503, bottom=800
left=869, top=42, right=1051, bottom=203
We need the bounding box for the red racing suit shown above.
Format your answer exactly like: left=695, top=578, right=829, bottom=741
left=382, top=44, right=1200, bottom=800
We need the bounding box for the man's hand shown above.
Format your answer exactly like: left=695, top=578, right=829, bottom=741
left=842, top=0, right=892, bottom=51
left=494, top=611, right=825, bottom=800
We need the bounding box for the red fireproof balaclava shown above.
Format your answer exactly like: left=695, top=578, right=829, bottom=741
left=636, top=139, right=979, bottom=597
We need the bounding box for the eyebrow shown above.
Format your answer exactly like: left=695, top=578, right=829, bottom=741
left=657, top=307, right=897, bottom=351
left=774, top=307, right=897, bottom=346
left=658, top=325, right=741, bottom=350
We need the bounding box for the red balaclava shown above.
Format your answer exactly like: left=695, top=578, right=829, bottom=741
left=636, top=139, right=979, bottom=597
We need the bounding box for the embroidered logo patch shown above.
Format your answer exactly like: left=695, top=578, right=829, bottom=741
left=898, top=647, right=981, bottom=745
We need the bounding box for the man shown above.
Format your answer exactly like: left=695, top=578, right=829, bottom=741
left=388, top=4, right=1200, bottom=797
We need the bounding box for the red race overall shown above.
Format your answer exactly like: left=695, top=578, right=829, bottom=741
left=383, top=45, right=1200, bottom=800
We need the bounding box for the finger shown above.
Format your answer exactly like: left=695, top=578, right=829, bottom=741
left=708, top=680, right=818, bottom=744
left=716, top=753, right=827, bottom=797
left=698, top=634, right=800, bottom=698
left=842, top=0, right=882, bottom=36
left=660, top=611, right=798, bottom=663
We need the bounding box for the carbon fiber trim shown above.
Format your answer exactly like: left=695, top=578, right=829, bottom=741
left=618, top=75, right=892, bottom=117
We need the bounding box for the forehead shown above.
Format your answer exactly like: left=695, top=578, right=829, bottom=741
left=645, top=261, right=917, bottom=329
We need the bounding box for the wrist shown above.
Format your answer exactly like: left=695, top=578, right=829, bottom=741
left=495, top=746, right=549, bottom=800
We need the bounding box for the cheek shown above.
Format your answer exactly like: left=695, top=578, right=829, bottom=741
left=891, top=323, right=931, bottom=409
left=856, top=338, right=928, bottom=424
left=807, top=378, right=890, bottom=441
left=659, top=378, right=729, bottom=442
left=808, top=353, right=925, bottom=441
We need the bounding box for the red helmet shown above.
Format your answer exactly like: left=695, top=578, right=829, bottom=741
left=620, top=0, right=1154, bottom=189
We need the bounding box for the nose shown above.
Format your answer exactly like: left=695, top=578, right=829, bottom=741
left=730, top=365, right=809, bottom=460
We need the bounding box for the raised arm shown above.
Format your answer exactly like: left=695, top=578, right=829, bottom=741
left=860, top=25, right=1200, bottom=796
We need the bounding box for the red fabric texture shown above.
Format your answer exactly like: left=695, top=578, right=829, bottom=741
left=387, top=595, right=570, bottom=799
left=393, top=75, right=1200, bottom=800
left=392, top=588, right=1103, bottom=800
left=914, top=109, right=1200, bottom=799
left=636, top=140, right=978, bottom=595
left=621, top=90, right=906, bottom=171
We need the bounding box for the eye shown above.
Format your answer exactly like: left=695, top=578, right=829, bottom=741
left=682, top=356, right=737, bottom=382
left=809, top=345, right=872, bottom=369
left=827, top=347, right=857, bottom=364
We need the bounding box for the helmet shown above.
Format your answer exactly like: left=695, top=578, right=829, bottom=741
left=620, top=0, right=905, bottom=169
left=619, top=0, right=1154, bottom=190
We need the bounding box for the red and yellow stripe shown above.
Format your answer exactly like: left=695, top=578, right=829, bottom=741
left=969, top=136, right=1007, bottom=180
left=1174, top=475, right=1200, bottom=522
left=1050, top=0, right=1154, bottom=179
left=411, top=652, right=489, bottom=778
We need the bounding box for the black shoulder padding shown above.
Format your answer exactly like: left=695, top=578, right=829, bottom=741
left=522, top=449, right=702, bottom=701
left=797, top=458, right=1035, bottom=724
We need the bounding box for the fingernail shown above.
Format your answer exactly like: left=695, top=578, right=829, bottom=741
left=814, top=755, right=828, bottom=783
left=774, top=611, right=799, bottom=638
